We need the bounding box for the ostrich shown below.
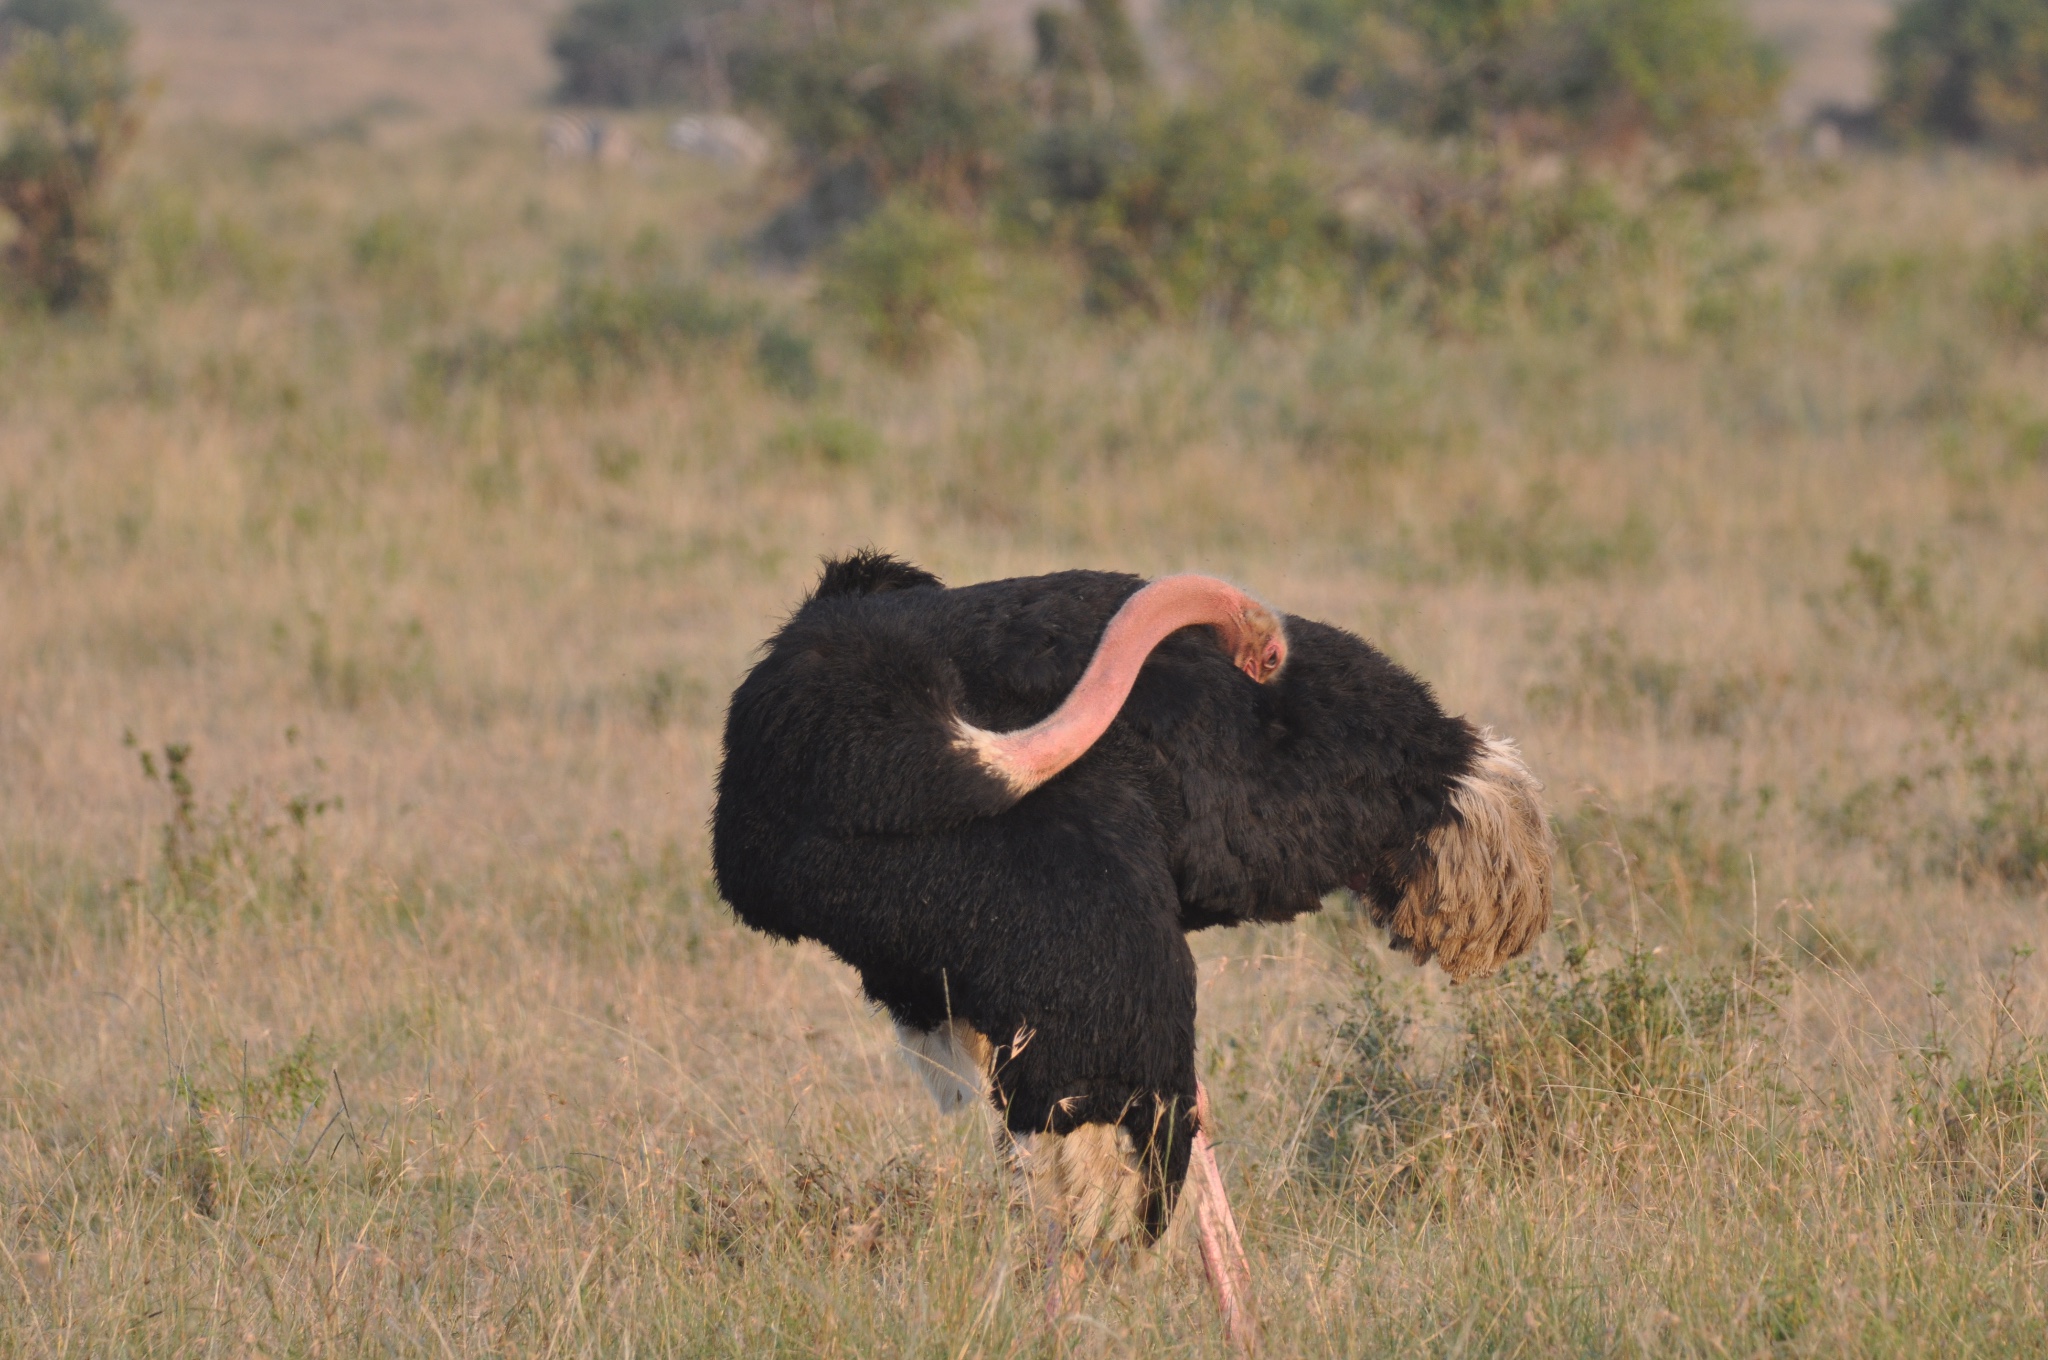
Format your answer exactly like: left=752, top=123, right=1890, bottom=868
left=711, top=552, right=1552, bottom=1345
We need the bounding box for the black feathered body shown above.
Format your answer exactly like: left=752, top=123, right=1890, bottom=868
left=712, top=556, right=1492, bottom=1224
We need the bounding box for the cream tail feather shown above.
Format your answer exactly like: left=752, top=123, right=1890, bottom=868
left=1388, top=727, right=1554, bottom=981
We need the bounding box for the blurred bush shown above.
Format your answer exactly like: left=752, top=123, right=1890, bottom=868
left=1029, top=0, right=1148, bottom=118
left=740, top=36, right=1023, bottom=268
left=1244, top=0, right=1781, bottom=160
left=739, top=42, right=1020, bottom=197
left=0, top=0, right=142, bottom=310
left=764, top=411, right=883, bottom=465
left=1011, top=5, right=1367, bottom=323
left=547, top=0, right=1014, bottom=263
left=561, top=0, right=1786, bottom=331
left=1979, top=226, right=2048, bottom=339
left=821, top=196, right=985, bottom=365
left=1880, top=0, right=2048, bottom=162
left=1023, top=106, right=1346, bottom=322
left=418, top=275, right=751, bottom=398
left=549, top=0, right=1023, bottom=212
left=754, top=320, right=822, bottom=398
left=550, top=0, right=745, bottom=107
left=1449, top=480, right=1658, bottom=582
left=1, top=0, right=122, bottom=43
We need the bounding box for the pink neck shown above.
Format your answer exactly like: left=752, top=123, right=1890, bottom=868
left=958, top=575, right=1254, bottom=796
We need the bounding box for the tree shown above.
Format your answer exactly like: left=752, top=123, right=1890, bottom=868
left=1881, top=0, right=2048, bottom=162
left=0, top=0, right=142, bottom=310
left=549, top=0, right=745, bottom=107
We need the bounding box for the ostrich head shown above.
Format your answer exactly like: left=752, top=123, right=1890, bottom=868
left=1221, top=600, right=1287, bottom=684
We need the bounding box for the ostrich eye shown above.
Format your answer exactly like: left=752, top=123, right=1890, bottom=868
left=1262, top=641, right=1282, bottom=672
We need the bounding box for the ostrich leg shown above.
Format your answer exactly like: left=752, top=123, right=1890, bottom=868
left=1192, top=1083, right=1257, bottom=1354
left=1022, top=1094, right=1255, bottom=1352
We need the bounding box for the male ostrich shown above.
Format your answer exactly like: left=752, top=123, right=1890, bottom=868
left=712, top=552, right=1552, bottom=1345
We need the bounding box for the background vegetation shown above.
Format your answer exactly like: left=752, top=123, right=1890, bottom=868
left=1880, top=0, right=2048, bottom=161
left=2, top=0, right=2047, bottom=1352
left=0, top=0, right=142, bottom=308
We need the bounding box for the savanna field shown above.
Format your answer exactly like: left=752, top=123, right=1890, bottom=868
left=3, top=0, right=2048, bottom=1352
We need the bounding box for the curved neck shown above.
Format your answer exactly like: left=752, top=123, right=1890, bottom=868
left=956, top=575, right=1253, bottom=797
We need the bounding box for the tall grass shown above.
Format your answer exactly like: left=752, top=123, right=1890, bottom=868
left=1, top=118, right=2046, bottom=1353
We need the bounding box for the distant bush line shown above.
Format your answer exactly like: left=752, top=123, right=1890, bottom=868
left=545, top=0, right=1790, bottom=355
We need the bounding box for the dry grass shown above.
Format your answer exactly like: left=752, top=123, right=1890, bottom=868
left=2, top=116, right=2047, bottom=1355
left=123, top=0, right=559, bottom=126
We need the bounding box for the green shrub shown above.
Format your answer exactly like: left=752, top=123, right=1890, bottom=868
left=1937, top=750, right=2048, bottom=890
left=742, top=40, right=1022, bottom=201
left=1897, top=954, right=2048, bottom=1210
left=1025, top=105, right=1346, bottom=322
left=591, top=437, right=644, bottom=483
left=132, top=187, right=201, bottom=294
left=763, top=412, right=881, bottom=465
left=739, top=34, right=1024, bottom=262
left=1340, top=160, right=1686, bottom=332
left=1813, top=737, right=2047, bottom=895
left=1448, top=479, right=1658, bottom=582
left=1031, top=0, right=1148, bottom=118
left=1251, top=0, right=1780, bottom=157
left=350, top=210, right=430, bottom=276
left=1456, top=947, right=1766, bottom=1137
left=0, top=0, right=141, bottom=310
left=820, top=197, right=984, bottom=365
left=1306, top=967, right=1437, bottom=1174
left=1838, top=543, right=1939, bottom=633
left=549, top=0, right=740, bottom=108
left=1312, top=946, right=1774, bottom=1193
left=1978, top=227, right=2048, bottom=339
left=0, top=0, right=125, bottom=45
left=714, top=0, right=1762, bottom=332
left=2015, top=617, right=2048, bottom=670
left=1525, top=627, right=1684, bottom=726
left=1880, top=0, right=2048, bottom=162
left=1287, top=334, right=1468, bottom=467
left=714, top=0, right=1749, bottom=329
left=1830, top=249, right=1929, bottom=319
left=1554, top=787, right=1757, bottom=929
left=349, top=209, right=447, bottom=322
left=754, top=321, right=821, bottom=398
left=418, top=275, right=751, bottom=397
left=124, top=734, right=342, bottom=922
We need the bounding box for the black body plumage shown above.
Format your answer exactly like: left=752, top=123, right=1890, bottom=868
left=711, top=552, right=1489, bottom=1230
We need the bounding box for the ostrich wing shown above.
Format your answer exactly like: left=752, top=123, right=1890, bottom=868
left=1121, top=615, right=1552, bottom=977
left=762, top=758, right=1202, bottom=1233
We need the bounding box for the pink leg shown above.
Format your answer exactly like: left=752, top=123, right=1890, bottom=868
left=1192, top=1083, right=1257, bottom=1354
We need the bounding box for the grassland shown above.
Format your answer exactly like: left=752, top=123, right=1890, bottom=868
left=2, top=108, right=2047, bottom=1355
